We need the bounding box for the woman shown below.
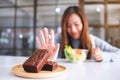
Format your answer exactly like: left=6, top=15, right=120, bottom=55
left=36, top=6, right=120, bottom=62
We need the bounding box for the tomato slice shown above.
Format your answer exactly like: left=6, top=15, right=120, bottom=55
left=76, top=49, right=82, bottom=55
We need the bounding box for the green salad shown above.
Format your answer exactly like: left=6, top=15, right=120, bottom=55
left=64, top=45, right=86, bottom=62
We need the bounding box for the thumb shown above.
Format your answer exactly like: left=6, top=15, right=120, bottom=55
left=49, top=43, right=60, bottom=61
left=53, top=43, right=60, bottom=59
left=55, top=43, right=60, bottom=54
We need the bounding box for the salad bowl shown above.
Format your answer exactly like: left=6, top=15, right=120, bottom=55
left=64, top=45, right=88, bottom=63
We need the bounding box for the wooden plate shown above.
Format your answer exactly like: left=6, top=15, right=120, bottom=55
left=12, top=64, right=66, bottom=79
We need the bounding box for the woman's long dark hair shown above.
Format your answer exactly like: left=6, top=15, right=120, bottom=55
left=61, top=6, right=92, bottom=59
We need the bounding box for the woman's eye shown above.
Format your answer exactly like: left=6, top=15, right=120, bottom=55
left=75, top=24, right=79, bottom=27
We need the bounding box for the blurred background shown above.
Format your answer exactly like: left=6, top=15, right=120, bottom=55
left=0, top=0, right=120, bottom=56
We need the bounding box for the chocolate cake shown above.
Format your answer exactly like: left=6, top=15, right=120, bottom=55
left=23, top=49, right=50, bottom=73
left=42, top=61, right=58, bottom=71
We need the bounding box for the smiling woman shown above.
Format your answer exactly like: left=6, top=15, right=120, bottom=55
left=53, top=6, right=120, bottom=62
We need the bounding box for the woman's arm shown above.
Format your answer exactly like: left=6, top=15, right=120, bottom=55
left=94, top=36, right=120, bottom=62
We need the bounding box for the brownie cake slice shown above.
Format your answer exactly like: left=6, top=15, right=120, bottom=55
left=23, top=49, right=50, bottom=73
left=42, top=61, right=58, bottom=71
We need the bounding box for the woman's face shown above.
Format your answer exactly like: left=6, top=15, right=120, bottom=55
left=67, top=13, right=83, bottom=39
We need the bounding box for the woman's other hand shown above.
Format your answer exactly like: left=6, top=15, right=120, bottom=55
left=36, top=27, right=60, bottom=60
left=92, top=48, right=103, bottom=62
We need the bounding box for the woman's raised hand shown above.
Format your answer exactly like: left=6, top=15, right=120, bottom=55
left=36, top=27, right=60, bottom=60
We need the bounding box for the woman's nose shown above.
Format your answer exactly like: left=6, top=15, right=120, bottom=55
left=71, top=26, right=77, bottom=33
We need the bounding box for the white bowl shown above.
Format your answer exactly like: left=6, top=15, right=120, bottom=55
left=64, top=49, right=88, bottom=63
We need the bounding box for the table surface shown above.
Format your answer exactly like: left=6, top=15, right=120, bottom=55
left=0, top=55, right=120, bottom=80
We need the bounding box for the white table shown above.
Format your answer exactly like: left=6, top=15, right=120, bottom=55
left=0, top=56, right=120, bottom=80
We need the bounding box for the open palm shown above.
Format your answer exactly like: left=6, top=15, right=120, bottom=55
left=36, top=28, right=60, bottom=60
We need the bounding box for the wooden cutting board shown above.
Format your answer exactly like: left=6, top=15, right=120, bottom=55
left=12, top=64, right=66, bottom=79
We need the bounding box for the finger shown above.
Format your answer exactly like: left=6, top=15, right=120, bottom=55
left=53, top=43, right=60, bottom=59
left=49, top=43, right=60, bottom=60
left=36, top=36, right=41, bottom=48
left=49, top=29, right=54, bottom=46
left=97, top=55, right=102, bottom=60
left=91, top=48, right=96, bottom=55
left=94, top=53, right=100, bottom=59
left=39, top=30, right=45, bottom=45
left=93, top=51, right=101, bottom=59
left=43, top=27, right=49, bottom=44
left=95, top=54, right=103, bottom=62
left=94, top=52, right=100, bottom=56
left=93, top=52, right=102, bottom=60
left=54, top=43, right=60, bottom=54
left=92, top=48, right=99, bottom=55
left=94, top=48, right=101, bottom=56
